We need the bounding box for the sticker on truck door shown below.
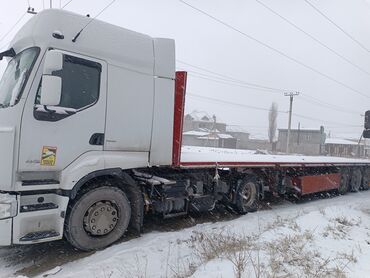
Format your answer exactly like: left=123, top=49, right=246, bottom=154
left=41, top=146, right=57, bottom=166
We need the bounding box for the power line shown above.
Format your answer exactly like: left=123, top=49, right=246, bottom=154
left=179, top=61, right=362, bottom=116
left=188, top=93, right=287, bottom=113
left=62, top=0, right=74, bottom=9
left=255, top=0, right=370, bottom=77
left=188, top=92, right=359, bottom=127
left=184, top=69, right=362, bottom=116
left=178, top=0, right=370, bottom=100
left=0, top=12, right=27, bottom=46
left=292, top=112, right=358, bottom=127
left=183, top=70, right=285, bottom=94
left=177, top=60, right=290, bottom=93
left=303, top=0, right=370, bottom=53
left=299, top=95, right=360, bottom=115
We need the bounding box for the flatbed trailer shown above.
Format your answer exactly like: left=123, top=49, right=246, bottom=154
left=0, top=9, right=369, bottom=251
left=180, top=145, right=370, bottom=195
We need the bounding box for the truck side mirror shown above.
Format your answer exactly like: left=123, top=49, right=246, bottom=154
left=40, top=75, right=62, bottom=106
left=43, top=50, right=63, bottom=74
left=39, top=50, right=63, bottom=106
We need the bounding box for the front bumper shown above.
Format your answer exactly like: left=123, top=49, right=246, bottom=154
left=0, top=192, right=69, bottom=246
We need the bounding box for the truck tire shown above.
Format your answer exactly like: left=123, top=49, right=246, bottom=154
left=64, top=186, right=131, bottom=251
left=338, top=169, right=350, bottom=195
left=350, top=168, right=362, bottom=192
left=235, top=177, right=259, bottom=214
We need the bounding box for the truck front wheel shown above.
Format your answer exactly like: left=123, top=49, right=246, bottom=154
left=64, top=186, right=131, bottom=251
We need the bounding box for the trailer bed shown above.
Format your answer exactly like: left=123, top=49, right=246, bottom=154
left=180, top=146, right=370, bottom=168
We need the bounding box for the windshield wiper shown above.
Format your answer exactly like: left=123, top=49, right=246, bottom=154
left=0, top=48, right=16, bottom=61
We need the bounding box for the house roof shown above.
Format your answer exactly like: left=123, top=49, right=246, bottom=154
left=197, top=133, right=234, bottom=140
left=186, top=111, right=213, bottom=122
left=185, top=110, right=225, bottom=124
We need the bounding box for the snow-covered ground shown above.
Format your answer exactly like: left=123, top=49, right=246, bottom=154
left=181, top=146, right=370, bottom=164
left=2, top=192, right=370, bottom=278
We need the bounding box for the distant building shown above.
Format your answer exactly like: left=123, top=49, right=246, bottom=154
left=225, top=126, right=250, bottom=149
left=325, top=138, right=368, bottom=158
left=277, top=126, right=326, bottom=155
left=183, top=111, right=236, bottom=148
left=246, top=134, right=273, bottom=151
left=183, top=111, right=226, bottom=133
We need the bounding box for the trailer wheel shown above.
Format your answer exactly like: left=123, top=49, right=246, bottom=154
left=363, top=169, right=370, bottom=190
left=338, top=169, right=350, bottom=195
left=235, top=177, right=259, bottom=214
left=350, top=169, right=362, bottom=192
left=64, top=186, right=131, bottom=251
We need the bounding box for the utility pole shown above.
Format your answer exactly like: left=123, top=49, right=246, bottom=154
left=284, top=92, right=299, bottom=153
left=50, top=0, right=52, bottom=8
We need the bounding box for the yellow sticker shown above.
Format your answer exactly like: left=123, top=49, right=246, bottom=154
left=41, top=146, right=57, bottom=166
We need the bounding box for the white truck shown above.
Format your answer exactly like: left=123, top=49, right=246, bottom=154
left=0, top=9, right=369, bottom=251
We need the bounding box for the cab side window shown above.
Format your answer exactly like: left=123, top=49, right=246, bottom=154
left=57, top=55, right=101, bottom=109
left=35, top=54, right=101, bottom=121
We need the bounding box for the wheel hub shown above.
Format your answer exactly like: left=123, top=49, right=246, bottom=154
left=84, top=201, right=119, bottom=236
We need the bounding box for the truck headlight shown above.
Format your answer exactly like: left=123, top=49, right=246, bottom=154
left=0, top=194, right=17, bottom=219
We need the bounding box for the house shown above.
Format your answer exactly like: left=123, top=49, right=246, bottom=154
left=277, top=126, right=326, bottom=155
left=182, top=111, right=236, bottom=148
left=325, top=138, right=368, bottom=158
left=225, top=126, right=250, bottom=149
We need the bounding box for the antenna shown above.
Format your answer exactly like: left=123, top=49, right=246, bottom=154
left=72, top=0, right=116, bottom=43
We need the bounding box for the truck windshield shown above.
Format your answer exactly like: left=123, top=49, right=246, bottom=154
left=0, top=47, right=39, bottom=108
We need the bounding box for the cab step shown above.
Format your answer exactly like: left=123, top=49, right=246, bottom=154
left=19, top=230, right=60, bottom=242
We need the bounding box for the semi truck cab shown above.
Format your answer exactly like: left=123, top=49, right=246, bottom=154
left=0, top=9, right=177, bottom=247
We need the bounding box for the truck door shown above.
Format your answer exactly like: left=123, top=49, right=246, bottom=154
left=19, top=50, right=107, bottom=175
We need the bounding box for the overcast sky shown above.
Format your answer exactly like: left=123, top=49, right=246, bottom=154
left=1, top=0, right=369, bottom=139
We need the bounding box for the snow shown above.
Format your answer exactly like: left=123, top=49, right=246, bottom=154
left=226, top=125, right=249, bottom=133
left=2, top=192, right=370, bottom=277
left=181, top=146, right=370, bottom=165
left=183, top=130, right=210, bottom=136
left=34, top=105, right=77, bottom=115
left=326, top=138, right=360, bottom=146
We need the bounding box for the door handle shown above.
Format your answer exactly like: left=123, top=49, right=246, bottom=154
left=89, top=133, right=104, bottom=146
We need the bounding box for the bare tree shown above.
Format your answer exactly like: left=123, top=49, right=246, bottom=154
left=268, top=102, right=278, bottom=144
